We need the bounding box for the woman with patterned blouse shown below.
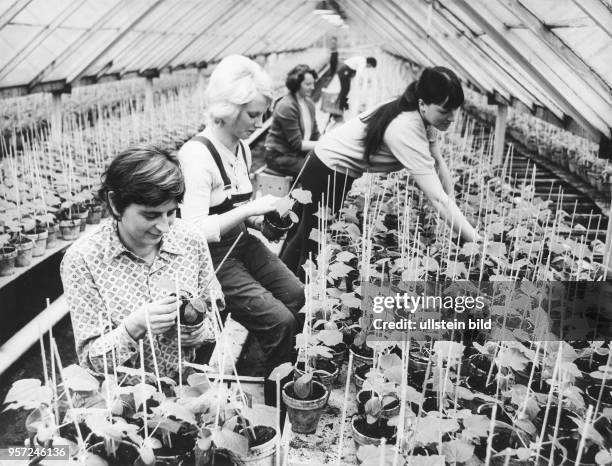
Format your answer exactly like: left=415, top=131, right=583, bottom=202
left=61, top=144, right=222, bottom=379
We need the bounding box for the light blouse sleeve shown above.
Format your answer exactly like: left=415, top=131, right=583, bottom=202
left=178, top=140, right=223, bottom=242
left=61, top=248, right=139, bottom=373
left=383, top=114, right=437, bottom=175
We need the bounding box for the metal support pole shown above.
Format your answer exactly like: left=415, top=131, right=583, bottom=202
left=493, top=104, right=508, bottom=164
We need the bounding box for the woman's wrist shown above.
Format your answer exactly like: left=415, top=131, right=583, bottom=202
left=124, top=314, right=145, bottom=340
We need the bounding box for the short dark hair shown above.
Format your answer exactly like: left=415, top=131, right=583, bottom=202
left=285, top=64, right=318, bottom=93
left=366, top=57, right=377, bottom=68
left=98, top=143, right=185, bottom=218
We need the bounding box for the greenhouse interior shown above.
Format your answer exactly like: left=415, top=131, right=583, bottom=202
left=1, top=0, right=612, bottom=464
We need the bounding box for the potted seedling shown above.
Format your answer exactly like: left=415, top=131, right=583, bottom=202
left=11, top=232, right=35, bottom=267
left=21, top=216, right=48, bottom=257
left=57, top=201, right=82, bottom=240
left=262, top=188, right=311, bottom=242
left=0, top=232, right=17, bottom=276
left=282, top=373, right=329, bottom=434
left=86, top=197, right=104, bottom=225
left=351, top=395, right=397, bottom=448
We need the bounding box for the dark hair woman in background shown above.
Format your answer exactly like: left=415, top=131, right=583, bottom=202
left=281, top=66, right=482, bottom=277
left=264, top=64, right=320, bottom=178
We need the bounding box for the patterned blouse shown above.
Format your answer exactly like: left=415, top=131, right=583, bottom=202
left=60, top=219, right=223, bottom=379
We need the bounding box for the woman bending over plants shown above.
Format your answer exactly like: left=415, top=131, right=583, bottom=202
left=61, top=144, right=223, bottom=380
left=281, top=67, right=483, bottom=276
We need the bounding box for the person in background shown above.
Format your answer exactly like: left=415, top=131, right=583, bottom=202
left=62, top=144, right=222, bottom=379
left=264, top=64, right=320, bottom=178
left=178, top=55, right=304, bottom=376
left=281, top=67, right=482, bottom=277
left=336, top=56, right=377, bottom=112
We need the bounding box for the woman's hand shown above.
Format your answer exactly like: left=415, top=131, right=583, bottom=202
left=124, top=296, right=178, bottom=340
left=181, top=320, right=210, bottom=348
left=245, top=194, right=281, bottom=216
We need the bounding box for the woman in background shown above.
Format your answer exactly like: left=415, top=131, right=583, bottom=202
left=264, top=64, right=320, bottom=178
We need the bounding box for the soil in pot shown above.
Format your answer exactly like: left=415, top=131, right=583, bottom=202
left=536, top=406, right=579, bottom=437
left=559, top=437, right=600, bottom=465
left=465, top=374, right=497, bottom=397
left=356, top=391, right=400, bottom=417
left=586, top=383, right=612, bottom=408
left=473, top=427, right=524, bottom=462
left=0, top=246, right=17, bottom=276
left=353, top=364, right=371, bottom=390
left=352, top=416, right=396, bottom=443
left=295, top=359, right=338, bottom=388
left=350, top=344, right=374, bottom=365
left=262, top=212, right=294, bottom=242
left=468, top=354, right=495, bottom=377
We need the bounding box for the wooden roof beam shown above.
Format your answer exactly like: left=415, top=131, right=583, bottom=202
left=152, top=0, right=242, bottom=71
left=0, top=0, right=33, bottom=30
left=68, top=0, right=166, bottom=84
left=28, top=0, right=129, bottom=90
left=452, top=0, right=608, bottom=140
left=502, top=0, right=611, bottom=102
left=380, top=0, right=498, bottom=95
left=0, top=0, right=88, bottom=82
left=344, top=1, right=434, bottom=67
left=571, top=0, right=612, bottom=41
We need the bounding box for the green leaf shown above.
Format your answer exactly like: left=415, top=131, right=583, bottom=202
left=268, top=362, right=294, bottom=381
left=294, top=373, right=313, bottom=399
left=151, top=400, right=197, bottom=424
left=290, top=188, right=312, bottom=204
left=316, top=329, right=343, bottom=347
left=211, top=426, right=249, bottom=457
left=62, top=364, right=99, bottom=392
left=274, top=197, right=294, bottom=216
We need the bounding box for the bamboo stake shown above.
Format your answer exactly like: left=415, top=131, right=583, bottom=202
left=335, top=352, right=354, bottom=466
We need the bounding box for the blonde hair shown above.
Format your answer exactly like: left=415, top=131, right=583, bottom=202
left=205, top=55, right=273, bottom=124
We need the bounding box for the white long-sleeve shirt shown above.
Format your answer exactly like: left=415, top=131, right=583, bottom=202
left=178, top=127, right=252, bottom=242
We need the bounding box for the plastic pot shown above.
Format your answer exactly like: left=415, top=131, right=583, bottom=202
left=261, top=212, right=294, bottom=242
left=59, top=219, right=81, bottom=241
left=0, top=246, right=17, bottom=276
left=282, top=380, right=329, bottom=434
left=23, top=229, right=48, bottom=257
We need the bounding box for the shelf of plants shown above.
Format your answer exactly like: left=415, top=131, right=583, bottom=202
left=2, top=52, right=612, bottom=465
left=0, top=50, right=328, bottom=283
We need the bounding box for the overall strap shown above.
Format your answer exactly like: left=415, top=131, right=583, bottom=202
left=191, top=136, right=231, bottom=189
left=237, top=141, right=249, bottom=171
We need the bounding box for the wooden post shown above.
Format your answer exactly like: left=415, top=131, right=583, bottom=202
left=51, top=91, right=62, bottom=142
left=140, top=68, right=159, bottom=112
left=145, top=76, right=154, bottom=112
left=493, top=103, right=508, bottom=164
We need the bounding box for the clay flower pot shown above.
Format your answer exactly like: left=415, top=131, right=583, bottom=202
left=23, top=227, right=48, bottom=257
left=59, top=219, right=81, bottom=241
left=237, top=425, right=279, bottom=466
left=350, top=415, right=396, bottom=448
left=0, top=245, right=17, bottom=276
left=282, top=380, right=329, bottom=434
left=13, top=237, right=34, bottom=267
